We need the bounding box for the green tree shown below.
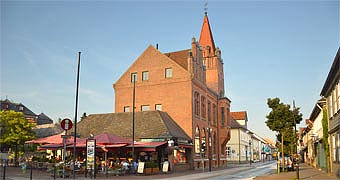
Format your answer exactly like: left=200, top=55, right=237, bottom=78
left=80, top=112, right=87, bottom=121
left=0, top=110, right=35, bottom=165
left=322, top=106, right=330, bottom=173
left=266, top=98, right=302, bottom=171
left=55, top=117, right=63, bottom=125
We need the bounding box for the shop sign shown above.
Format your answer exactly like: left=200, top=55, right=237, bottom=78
left=86, top=139, right=96, bottom=170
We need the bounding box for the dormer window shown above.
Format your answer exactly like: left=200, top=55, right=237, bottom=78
left=19, top=105, right=24, bottom=111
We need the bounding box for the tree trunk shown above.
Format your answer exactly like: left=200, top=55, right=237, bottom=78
left=281, top=132, right=285, bottom=172
left=15, top=144, right=18, bottom=166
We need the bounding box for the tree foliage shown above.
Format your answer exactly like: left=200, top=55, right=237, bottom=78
left=0, top=110, right=35, bottom=146
left=266, top=98, right=303, bottom=155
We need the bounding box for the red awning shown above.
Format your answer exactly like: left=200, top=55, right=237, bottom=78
left=93, top=132, right=131, bottom=145
left=26, top=132, right=82, bottom=144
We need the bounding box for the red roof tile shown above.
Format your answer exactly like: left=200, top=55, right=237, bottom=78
left=230, top=111, right=247, bottom=120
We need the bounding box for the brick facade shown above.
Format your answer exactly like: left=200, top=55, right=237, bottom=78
left=113, top=13, right=231, bottom=169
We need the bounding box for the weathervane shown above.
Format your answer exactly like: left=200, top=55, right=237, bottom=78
left=204, top=2, right=208, bottom=15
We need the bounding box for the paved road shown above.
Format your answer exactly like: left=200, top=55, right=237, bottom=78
left=1, top=161, right=276, bottom=180
left=202, top=162, right=276, bottom=180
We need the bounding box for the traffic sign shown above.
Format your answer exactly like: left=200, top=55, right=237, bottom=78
left=61, top=118, right=73, bottom=130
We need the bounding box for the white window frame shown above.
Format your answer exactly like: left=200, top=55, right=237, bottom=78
left=142, top=71, right=149, bottom=81
left=141, top=105, right=150, bottom=111
left=124, top=106, right=130, bottom=112
left=165, top=68, right=172, bottom=78
left=155, top=104, right=162, bottom=111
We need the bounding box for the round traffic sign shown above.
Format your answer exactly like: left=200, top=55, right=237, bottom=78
left=61, top=118, right=73, bottom=130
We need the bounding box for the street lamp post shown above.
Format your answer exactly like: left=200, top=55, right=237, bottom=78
left=73, top=52, right=81, bottom=180
left=132, top=74, right=136, bottom=164
left=207, top=127, right=212, bottom=172
left=293, top=100, right=299, bottom=180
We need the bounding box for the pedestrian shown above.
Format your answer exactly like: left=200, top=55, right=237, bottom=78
left=20, top=160, right=26, bottom=174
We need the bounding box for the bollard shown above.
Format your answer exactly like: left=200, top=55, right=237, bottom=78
left=53, top=166, right=56, bottom=180
left=30, top=165, right=32, bottom=180
left=2, top=165, right=5, bottom=180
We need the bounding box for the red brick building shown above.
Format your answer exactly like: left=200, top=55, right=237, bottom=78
left=113, top=12, right=231, bottom=169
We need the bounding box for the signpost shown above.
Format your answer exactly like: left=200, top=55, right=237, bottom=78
left=60, top=118, right=73, bottom=179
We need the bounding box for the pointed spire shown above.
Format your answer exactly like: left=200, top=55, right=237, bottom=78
left=199, top=12, right=216, bottom=56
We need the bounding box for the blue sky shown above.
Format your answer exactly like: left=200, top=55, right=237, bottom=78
left=1, top=0, right=339, bottom=141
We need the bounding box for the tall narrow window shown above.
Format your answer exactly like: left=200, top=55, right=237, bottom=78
left=142, top=71, right=149, bottom=81
left=207, top=101, right=211, bottom=123
left=141, top=105, right=150, bottom=111
left=165, top=68, right=172, bottom=78
left=212, top=104, right=216, bottom=125
left=155, top=104, right=162, bottom=111
left=194, top=92, right=200, bottom=116
left=201, top=96, right=206, bottom=118
left=221, top=107, right=225, bottom=126
left=124, top=106, right=130, bottom=112
left=328, top=96, right=333, bottom=118
left=213, top=133, right=217, bottom=154
left=131, top=72, right=137, bottom=82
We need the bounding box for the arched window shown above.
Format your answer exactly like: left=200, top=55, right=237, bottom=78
left=195, top=126, right=200, bottom=153
left=212, top=104, right=216, bottom=125
left=194, top=92, right=200, bottom=116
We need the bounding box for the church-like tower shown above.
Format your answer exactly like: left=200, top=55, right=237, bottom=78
left=199, top=12, right=225, bottom=97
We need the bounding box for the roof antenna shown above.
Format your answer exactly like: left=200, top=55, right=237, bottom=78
left=204, top=2, right=208, bottom=15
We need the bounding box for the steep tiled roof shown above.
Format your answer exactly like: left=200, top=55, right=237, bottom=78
left=33, top=124, right=63, bottom=138
left=230, top=111, right=247, bottom=120
left=0, top=99, right=37, bottom=117
left=164, top=49, right=190, bottom=70
left=199, top=14, right=216, bottom=55
left=37, top=113, right=53, bottom=125
left=77, top=111, right=191, bottom=142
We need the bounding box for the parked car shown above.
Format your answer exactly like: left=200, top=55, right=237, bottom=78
left=278, top=156, right=294, bottom=171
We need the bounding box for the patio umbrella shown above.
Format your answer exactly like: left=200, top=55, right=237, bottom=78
left=93, top=132, right=131, bottom=145
left=26, top=132, right=80, bottom=144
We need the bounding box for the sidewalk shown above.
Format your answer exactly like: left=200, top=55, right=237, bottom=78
left=254, top=163, right=339, bottom=180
